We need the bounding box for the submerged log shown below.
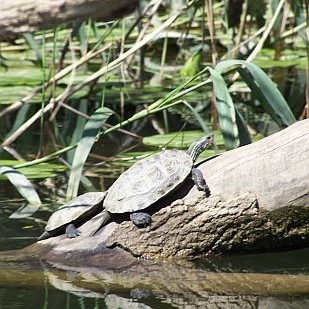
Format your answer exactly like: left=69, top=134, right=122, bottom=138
left=0, top=119, right=308, bottom=264
left=0, top=0, right=139, bottom=37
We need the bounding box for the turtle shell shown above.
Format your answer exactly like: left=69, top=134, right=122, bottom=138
left=45, top=191, right=107, bottom=233
left=104, top=149, right=193, bottom=213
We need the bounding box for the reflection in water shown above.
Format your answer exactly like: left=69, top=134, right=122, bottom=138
left=1, top=247, right=309, bottom=309
left=196, top=248, right=309, bottom=275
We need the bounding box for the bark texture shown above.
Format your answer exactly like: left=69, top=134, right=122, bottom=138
left=0, top=0, right=139, bottom=37
left=106, top=193, right=260, bottom=258
left=197, top=119, right=309, bottom=211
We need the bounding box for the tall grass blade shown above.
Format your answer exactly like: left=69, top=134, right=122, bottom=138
left=23, top=33, right=42, bottom=64
left=66, top=100, right=88, bottom=163
left=208, top=67, right=239, bottom=149
left=235, top=108, right=252, bottom=146
left=215, top=60, right=296, bottom=126
left=0, top=166, right=41, bottom=216
left=9, top=203, right=40, bottom=219
left=5, top=104, right=31, bottom=139
left=77, top=21, right=88, bottom=55
left=182, top=100, right=210, bottom=133
left=66, top=107, right=114, bottom=200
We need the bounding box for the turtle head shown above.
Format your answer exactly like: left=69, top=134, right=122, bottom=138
left=186, top=134, right=214, bottom=162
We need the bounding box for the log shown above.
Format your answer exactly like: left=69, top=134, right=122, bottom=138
left=198, top=119, right=309, bottom=210
left=0, top=0, right=139, bottom=37
left=0, top=119, right=308, bottom=264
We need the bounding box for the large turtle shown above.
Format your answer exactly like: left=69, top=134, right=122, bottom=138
left=38, top=134, right=213, bottom=240
left=100, top=133, right=214, bottom=228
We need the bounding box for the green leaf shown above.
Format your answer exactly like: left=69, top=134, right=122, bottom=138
left=143, top=130, right=205, bottom=148
left=208, top=67, right=239, bottom=150
left=1, top=160, right=67, bottom=179
left=0, top=166, right=41, bottom=210
left=23, top=33, right=42, bottom=64
left=5, top=104, right=31, bottom=139
left=181, top=51, right=201, bottom=77
left=9, top=203, right=41, bottom=219
left=77, top=21, right=88, bottom=55
left=66, top=107, right=114, bottom=200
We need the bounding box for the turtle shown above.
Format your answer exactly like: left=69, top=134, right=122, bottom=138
left=38, top=192, right=107, bottom=240
left=95, top=133, right=214, bottom=229
left=38, top=134, right=213, bottom=240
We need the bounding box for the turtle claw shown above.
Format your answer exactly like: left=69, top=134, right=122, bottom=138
left=130, top=212, right=152, bottom=228
left=65, top=223, right=81, bottom=238
left=195, top=178, right=211, bottom=196
left=198, top=183, right=211, bottom=197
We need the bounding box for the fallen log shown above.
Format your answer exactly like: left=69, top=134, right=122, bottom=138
left=0, top=0, right=139, bottom=37
left=0, top=119, right=308, bottom=264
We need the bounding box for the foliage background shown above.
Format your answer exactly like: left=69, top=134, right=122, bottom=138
left=0, top=0, right=307, bottom=214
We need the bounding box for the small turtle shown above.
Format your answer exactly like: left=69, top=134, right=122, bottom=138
left=38, top=192, right=107, bottom=240
left=39, top=134, right=213, bottom=240
left=98, top=133, right=214, bottom=229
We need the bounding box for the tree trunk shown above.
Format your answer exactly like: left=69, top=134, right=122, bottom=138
left=0, top=0, right=139, bottom=37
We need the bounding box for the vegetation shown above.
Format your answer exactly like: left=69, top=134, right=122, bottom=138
left=0, top=0, right=307, bottom=216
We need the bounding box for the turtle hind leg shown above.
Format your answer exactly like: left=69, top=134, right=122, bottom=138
left=38, top=231, right=51, bottom=241
left=92, top=210, right=113, bottom=236
left=191, top=167, right=210, bottom=197
left=65, top=223, right=81, bottom=238
left=130, top=212, right=151, bottom=228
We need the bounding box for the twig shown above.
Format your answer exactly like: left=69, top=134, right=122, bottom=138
left=246, top=0, right=285, bottom=63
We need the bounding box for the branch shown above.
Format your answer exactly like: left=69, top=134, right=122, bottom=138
left=0, top=0, right=139, bottom=37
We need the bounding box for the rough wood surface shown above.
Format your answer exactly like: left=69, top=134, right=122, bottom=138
left=106, top=193, right=260, bottom=258
left=0, top=0, right=139, bottom=37
left=196, top=119, right=309, bottom=211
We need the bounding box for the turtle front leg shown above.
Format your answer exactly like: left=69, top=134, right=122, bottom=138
left=65, top=223, right=81, bottom=238
left=191, top=167, right=210, bottom=197
left=130, top=212, right=152, bottom=228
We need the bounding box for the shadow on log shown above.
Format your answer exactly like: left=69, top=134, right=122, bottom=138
left=0, top=119, right=308, bottom=265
